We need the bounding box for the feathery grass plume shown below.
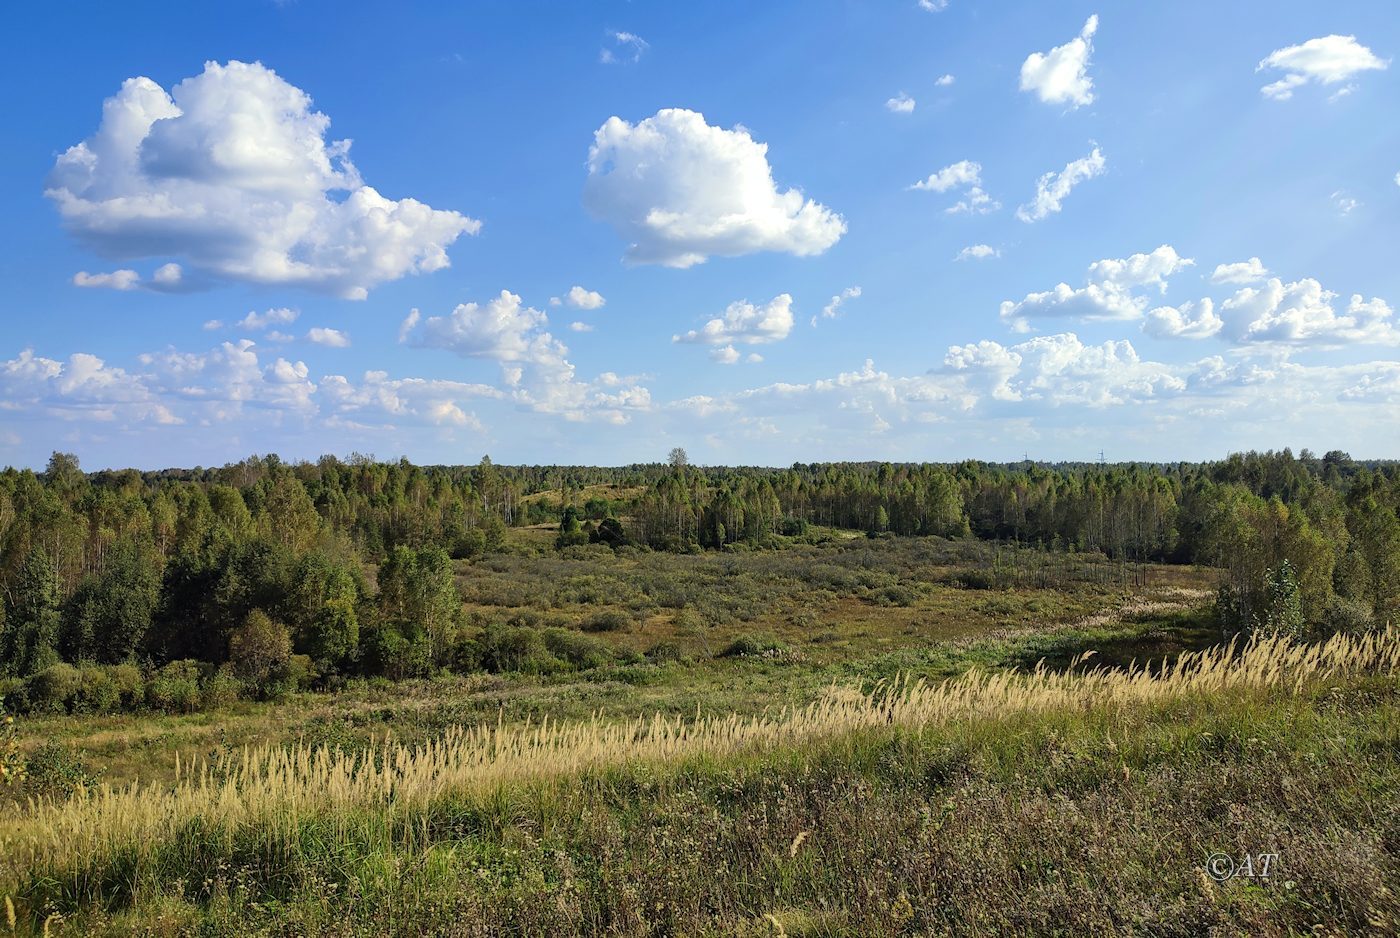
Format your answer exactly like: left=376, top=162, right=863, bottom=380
left=1, top=629, right=1396, bottom=905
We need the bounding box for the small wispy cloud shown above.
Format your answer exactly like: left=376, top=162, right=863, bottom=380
left=885, top=92, right=916, bottom=114
left=600, top=30, right=648, bottom=65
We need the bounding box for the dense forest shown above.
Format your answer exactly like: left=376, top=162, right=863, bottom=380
left=0, top=448, right=1396, bottom=713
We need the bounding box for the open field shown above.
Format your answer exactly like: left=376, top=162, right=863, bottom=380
left=3, top=628, right=1399, bottom=935
left=2, top=537, right=1396, bottom=935
left=13, top=538, right=1214, bottom=788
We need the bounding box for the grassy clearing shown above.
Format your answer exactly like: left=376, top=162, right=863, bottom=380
left=13, top=538, right=1214, bottom=789
left=3, top=630, right=1398, bottom=935
left=14, top=591, right=1211, bottom=791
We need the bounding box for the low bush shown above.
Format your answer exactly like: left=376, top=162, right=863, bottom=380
left=645, top=640, right=687, bottom=664
left=27, top=663, right=82, bottom=714
left=478, top=624, right=564, bottom=675
left=146, top=660, right=206, bottom=713
left=951, top=569, right=997, bottom=590
left=719, top=633, right=787, bottom=658
left=21, top=743, right=99, bottom=800
left=542, top=628, right=614, bottom=671
left=581, top=610, right=633, bottom=633
left=72, top=664, right=121, bottom=713
left=1323, top=596, right=1376, bottom=635
left=200, top=667, right=245, bottom=710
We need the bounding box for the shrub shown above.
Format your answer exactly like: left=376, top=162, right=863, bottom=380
left=479, top=624, right=563, bottom=674
left=448, top=633, right=484, bottom=673
left=542, top=628, right=614, bottom=671
left=281, top=654, right=314, bottom=692
left=0, top=678, right=29, bottom=714
left=201, top=667, right=245, bottom=709
left=358, top=622, right=432, bottom=680
left=22, top=743, right=99, bottom=800
left=719, top=633, right=787, bottom=658
left=581, top=610, right=633, bottom=633
left=1322, top=596, right=1375, bottom=636
left=73, top=665, right=121, bottom=714
left=228, top=610, right=294, bottom=691
left=645, top=640, right=686, bottom=664
left=27, top=662, right=82, bottom=713
left=952, top=570, right=996, bottom=590
left=108, top=663, right=144, bottom=709
left=449, top=527, right=487, bottom=559
left=146, top=660, right=205, bottom=713
left=869, top=584, right=918, bottom=607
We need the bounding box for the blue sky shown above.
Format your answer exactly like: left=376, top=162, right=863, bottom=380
left=2, top=0, right=1398, bottom=469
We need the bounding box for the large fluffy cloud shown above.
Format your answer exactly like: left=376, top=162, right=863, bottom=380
left=583, top=108, right=845, bottom=267
left=1000, top=245, right=1193, bottom=330
left=0, top=341, right=510, bottom=441
left=138, top=340, right=317, bottom=415
left=947, top=333, right=1184, bottom=407
left=0, top=349, right=179, bottom=425
left=1016, top=146, right=1106, bottom=222
left=1142, top=299, right=1224, bottom=339
left=319, top=372, right=499, bottom=430
left=1020, top=15, right=1099, bottom=109
left=401, top=291, right=566, bottom=366
left=45, top=61, right=479, bottom=299
left=1258, top=35, right=1388, bottom=100
left=1219, top=278, right=1400, bottom=345
left=400, top=291, right=652, bottom=422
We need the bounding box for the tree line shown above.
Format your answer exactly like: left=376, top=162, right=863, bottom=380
left=0, top=448, right=1395, bottom=712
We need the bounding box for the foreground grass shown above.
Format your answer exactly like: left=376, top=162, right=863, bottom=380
left=5, top=630, right=1399, bottom=935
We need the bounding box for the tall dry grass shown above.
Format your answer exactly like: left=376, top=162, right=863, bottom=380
left=3, top=629, right=1398, bottom=898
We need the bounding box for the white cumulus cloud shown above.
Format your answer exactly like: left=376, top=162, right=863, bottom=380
left=1258, top=35, right=1388, bottom=100
left=676, top=294, right=795, bottom=347
left=1143, top=299, right=1224, bottom=339
left=566, top=285, right=606, bottom=309
left=956, top=244, right=1000, bottom=261
left=583, top=108, right=845, bottom=267
left=238, top=308, right=299, bottom=331
left=1016, top=146, right=1106, bottom=222
left=909, top=160, right=999, bottom=214
left=1219, top=278, right=1400, bottom=346
left=885, top=92, right=916, bottom=114
left=73, top=269, right=140, bottom=291
left=400, top=290, right=651, bottom=422
left=45, top=61, right=479, bottom=299
left=72, top=263, right=184, bottom=293
left=711, top=346, right=741, bottom=365
left=1000, top=245, right=1193, bottom=330
left=600, top=30, right=648, bottom=65
left=1020, top=15, right=1099, bottom=109
left=307, top=327, right=350, bottom=348
left=812, top=286, right=862, bottom=326
left=1211, top=258, right=1269, bottom=285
